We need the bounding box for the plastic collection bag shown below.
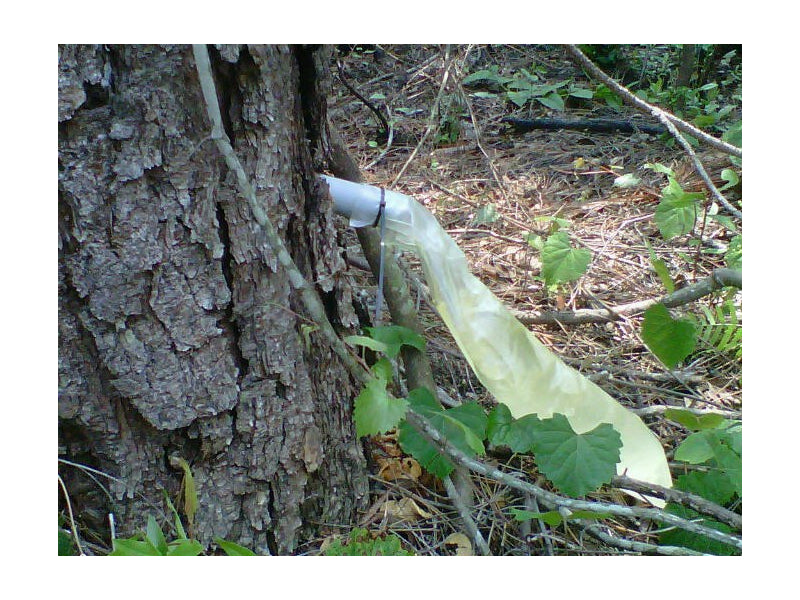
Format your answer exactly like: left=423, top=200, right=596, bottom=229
left=382, top=193, right=673, bottom=497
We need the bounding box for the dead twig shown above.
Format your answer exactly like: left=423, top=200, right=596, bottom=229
left=516, top=267, right=741, bottom=325
left=564, top=45, right=742, bottom=219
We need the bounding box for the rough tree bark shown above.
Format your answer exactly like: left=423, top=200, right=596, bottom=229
left=58, top=44, right=369, bottom=554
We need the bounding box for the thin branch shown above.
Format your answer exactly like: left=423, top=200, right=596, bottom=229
left=192, top=44, right=369, bottom=388
left=612, top=475, right=741, bottom=530
left=442, top=474, right=492, bottom=555
left=516, top=267, right=741, bottom=325
left=564, top=45, right=741, bottom=159
left=564, top=45, right=742, bottom=219
left=581, top=523, right=707, bottom=556
left=404, top=411, right=742, bottom=551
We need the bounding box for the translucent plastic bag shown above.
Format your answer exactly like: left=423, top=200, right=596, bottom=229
left=384, top=194, right=672, bottom=498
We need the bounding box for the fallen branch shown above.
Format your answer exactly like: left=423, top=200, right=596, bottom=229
left=564, top=45, right=742, bottom=219
left=564, top=45, right=741, bottom=159
left=611, top=475, right=741, bottom=530
left=404, top=411, right=742, bottom=551
left=516, top=267, right=741, bottom=325
left=502, top=117, right=666, bottom=136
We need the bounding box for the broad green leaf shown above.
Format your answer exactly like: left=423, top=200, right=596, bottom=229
left=664, top=408, right=725, bottom=431
left=398, top=389, right=487, bottom=478
left=398, top=420, right=455, bottom=478
left=486, top=404, right=539, bottom=453
left=529, top=414, right=621, bottom=497
left=644, top=162, right=675, bottom=177
left=215, top=538, right=257, bottom=556
left=510, top=508, right=610, bottom=526
left=344, top=335, right=389, bottom=355
left=674, top=431, right=717, bottom=464
left=353, top=376, right=408, bottom=437
left=654, top=178, right=703, bottom=239
left=510, top=508, right=564, bottom=527
left=58, top=529, right=77, bottom=556
left=719, top=168, right=739, bottom=191
left=725, top=235, right=742, bottom=270
left=110, top=538, right=162, bottom=556
left=166, top=539, right=204, bottom=556
left=370, top=357, right=393, bottom=383
left=568, top=87, right=594, bottom=99
left=443, top=402, right=488, bottom=454
left=613, top=173, right=641, bottom=188
left=722, top=121, right=742, bottom=148
left=659, top=504, right=738, bottom=555
left=364, top=325, right=426, bottom=359
left=507, top=90, right=531, bottom=108
left=645, top=238, right=674, bottom=292
left=714, top=445, right=742, bottom=497
left=641, top=304, right=698, bottom=368
left=651, top=257, right=675, bottom=293
left=474, top=203, right=500, bottom=225
left=145, top=515, right=168, bottom=555
left=540, top=232, right=591, bottom=286
left=537, top=92, right=565, bottom=111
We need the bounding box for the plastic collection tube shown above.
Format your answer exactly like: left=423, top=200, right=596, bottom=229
left=322, top=174, right=672, bottom=499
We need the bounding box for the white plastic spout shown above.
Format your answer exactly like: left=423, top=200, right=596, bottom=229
left=321, top=174, right=413, bottom=228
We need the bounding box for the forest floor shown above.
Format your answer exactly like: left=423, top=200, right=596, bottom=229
left=323, top=45, right=742, bottom=556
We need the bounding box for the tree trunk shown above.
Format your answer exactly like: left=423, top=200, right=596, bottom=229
left=58, top=44, right=369, bottom=555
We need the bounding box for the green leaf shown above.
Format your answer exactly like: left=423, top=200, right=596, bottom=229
left=540, top=232, right=591, bottom=286
left=664, top=408, right=725, bottom=431
left=641, top=304, right=698, bottom=368
left=370, top=357, right=394, bottom=382
left=474, top=203, right=500, bottom=225
left=58, top=529, right=77, bottom=556
left=398, top=389, right=487, bottom=478
left=725, top=235, right=742, bottom=270
left=166, top=539, right=204, bottom=556
left=644, top=162, right=675, bottom=177
left=650, top=257, right=675, bottom=293
left=344, top=335, right=389, bottom=355
left=537, top=92, right=565, bottom=111
left=722, top=120, right=742, bottom=149
left=364, top=325, right=426, bottom=359
left=215, top=538, right=257, bottom=556
left=162, top=491, right=187, bottom=540
left=486, top=404, right=539, bottom=453
left=674, top=431, right=717, bottom=464
left=510, top=508, right=564, bottom=527
left=507, top=90, right=531, bottom=108
left=353, top=376, right=409, bottom=437
left=398, top=419, right=455, bottom=478
left=659, top=504, right=738, bottom=555
left=654, top=178, right=703, bottom=239
left=145, top=515, right=169, bottom=555
left=568, top=87, right=594, bottom=99
left=719, top=168, right=739, bottom=191
left=110, top=538, right=162, bottom=556
left=529, top=414, right=622, bottom=497
left=510, top=508, right=610, bottom=526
